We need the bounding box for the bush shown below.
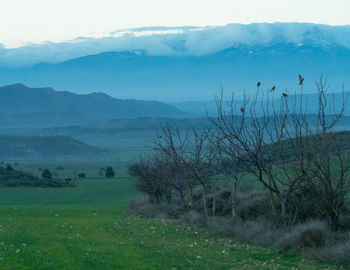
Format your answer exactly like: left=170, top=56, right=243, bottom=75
left=278, top=220, right=330, bottom=253
left=284, top=186, right=324, bottom=223
left=207, top=189, right=232, bottom=217
left=105, top=167, right=115, bottom=178
left=129, top=196, right=164, bottom=218
left=207, top=217, right=234, bottom=235
left=231, top=219, right=284, bottom=248
left=315, top=238, right=350, bottom=264
left=236, top=190, right=270, bottom=221
left=65, top=178, right=72, bottom=184
left=178, top=210, right=203, bottom=224
left=41, top=169, right=53, bottom=179
left=78, top=173, right=86, bottom=178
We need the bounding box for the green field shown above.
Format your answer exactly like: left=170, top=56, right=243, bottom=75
left=0, top=178, right=346, bottom=269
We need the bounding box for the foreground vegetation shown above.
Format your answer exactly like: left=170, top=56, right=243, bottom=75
left=130, top=77, right=350, bottom=265
left=0, top=179, right=345, bottom=269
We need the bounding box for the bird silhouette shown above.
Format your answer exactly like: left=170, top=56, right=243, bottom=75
left=282, top=93, right=288, bottom=97
left=270, top=86, right=276, bottom=92
left=240, top=107, right=245, bottom=113
left=257, top=81, right=261, bottom=87
left=298, top=74, right=304, bottom=85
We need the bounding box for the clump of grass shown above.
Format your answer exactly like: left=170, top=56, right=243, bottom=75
left=178, top=210, right=204, bottom=224
left=231, top=219, right=285, bottom=248
left=316, top=238, right=350, bottom=264
left=129, top=195, right=159, bottom=218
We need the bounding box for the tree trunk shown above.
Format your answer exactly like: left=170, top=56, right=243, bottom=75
left=212, top=177, right=217, bottom=217
left=329, top=210, right=340, bottom=232
left=231, top=178, right=236, bottom=220
left=270, top=191, right=276, bottom=215
left=202, top=185, right=208, bottom=222
left=187, top=185, right=193, bottom=208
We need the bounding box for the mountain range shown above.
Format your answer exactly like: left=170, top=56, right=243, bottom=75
left=0, top=84, right=184, bottom=127
left=0, top=23, right=349, bottom=101
left=0, top=44, right=349, bottom=102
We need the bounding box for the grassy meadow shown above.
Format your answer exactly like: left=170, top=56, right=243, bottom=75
left=0, top=175, right=347, bottom=269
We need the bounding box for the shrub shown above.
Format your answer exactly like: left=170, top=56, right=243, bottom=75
left=78, top=173, right=86, bottom=178
left=278, top=220, right=330, bottom=253
left=207, top=217, right=234, bottom=235
left=105, top=167, right=115, bottom=178
left=65, top=178, right=72, bottom=184
left=178, top=210, right=203, bottom=224
left=129, top=196, right=163, bottom=218
left=41, top=169, right=53, bottom=179
left=236, top=190, right=270, bottom=221
left=315, top=238, right=350, bottom=264
left=231, top=219, right=284, bottom=248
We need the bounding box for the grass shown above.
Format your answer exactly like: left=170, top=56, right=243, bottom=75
left=0, top=178, right=136, bottom=207
left=0, top=178, right=347, bottom=269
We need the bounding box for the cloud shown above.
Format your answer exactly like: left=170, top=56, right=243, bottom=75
left=1, top=23, right=350, bottom=68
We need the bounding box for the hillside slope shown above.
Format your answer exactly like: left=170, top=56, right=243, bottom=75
left=0, top=135, right=105, bottom=160
left=0, top=84, right=185, bottom=126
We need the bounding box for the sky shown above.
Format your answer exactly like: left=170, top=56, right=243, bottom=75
left=0, top=0, right=349, bottom=48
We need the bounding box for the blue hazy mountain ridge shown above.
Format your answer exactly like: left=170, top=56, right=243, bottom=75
left=0, top=42, right=349, bottom=103
left=0, top=84, right=185, bottom=126
left=171, top=91, right=350, bottom=117
left=1, top=22, right=350, bottom=67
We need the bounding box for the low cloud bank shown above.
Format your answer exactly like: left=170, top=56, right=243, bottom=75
left=1, top=23, right=350, bottom=67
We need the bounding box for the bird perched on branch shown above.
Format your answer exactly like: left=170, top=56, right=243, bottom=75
left=270, top=85, right=276, bottom=92
left=298, top=74, right=304, bottom=85
left=282, top=93, right=288, bottom=97
left=257, top=81, right=261, bottom=87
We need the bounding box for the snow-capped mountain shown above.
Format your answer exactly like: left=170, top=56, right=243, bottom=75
left=0, top=23, right=349, bottom=101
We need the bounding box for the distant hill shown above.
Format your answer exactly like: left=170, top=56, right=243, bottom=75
left=0, top=84, right=185, bottom=127
left=0, top=135, right=105, bottom=160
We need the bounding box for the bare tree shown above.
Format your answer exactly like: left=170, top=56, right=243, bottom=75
left=129, top=155, right=170, bottom=204
left=216, top=156, right=243, bottom=220
left=210, top=76, right=349, bottom=229
left=210, top=86, right=298, bottom=215
left=154, top=125, right=220, bottom=222
left=299, top=78, right=350, bottom=231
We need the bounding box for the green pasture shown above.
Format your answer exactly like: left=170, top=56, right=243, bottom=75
left=0, top=177, right=346, bottom=269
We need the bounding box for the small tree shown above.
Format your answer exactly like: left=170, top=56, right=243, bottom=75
left=6, top=164, right=14, bottom=171
left=105, top=167, right=115, bottom=178
left=155, top=125, right=220, bottom=222
left=42, top=169, right=53, bottom=179
left=130, top=156, right=169, bottom=204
